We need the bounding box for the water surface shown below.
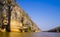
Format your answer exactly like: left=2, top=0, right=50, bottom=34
left=0, top=32, right=60, bottom=37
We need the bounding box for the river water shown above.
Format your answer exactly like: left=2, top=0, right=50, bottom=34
left=0, top=32, right=60, bottom=37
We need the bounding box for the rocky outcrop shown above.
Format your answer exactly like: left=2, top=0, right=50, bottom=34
left=0, top=0, right=41, bottom=32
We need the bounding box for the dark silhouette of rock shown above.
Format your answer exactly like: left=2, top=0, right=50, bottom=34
left=47, top=26, right=60, bottom=32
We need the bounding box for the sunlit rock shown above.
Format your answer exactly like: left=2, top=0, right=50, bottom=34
left=0, top=0, right=41, bottom=32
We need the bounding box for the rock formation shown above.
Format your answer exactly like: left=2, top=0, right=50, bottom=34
left=0, top=0, right=41, bottom=32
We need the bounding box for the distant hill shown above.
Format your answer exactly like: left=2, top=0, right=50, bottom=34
left=45, top=26, right=60, bottom=32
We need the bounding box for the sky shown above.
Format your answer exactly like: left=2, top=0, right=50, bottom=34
left=16, top=0, right=60, bottom=31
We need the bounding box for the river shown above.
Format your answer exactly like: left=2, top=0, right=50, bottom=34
left=0, top=32, right=60, bottom=37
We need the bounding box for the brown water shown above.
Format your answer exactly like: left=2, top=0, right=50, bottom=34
left=0, top=32, right=60, bottom=37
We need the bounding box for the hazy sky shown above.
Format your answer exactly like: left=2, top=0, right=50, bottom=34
left=16, top=0, right=60, bottom=31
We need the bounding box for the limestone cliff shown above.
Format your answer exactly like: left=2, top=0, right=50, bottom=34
left=0, top=0, right=41, bottom=32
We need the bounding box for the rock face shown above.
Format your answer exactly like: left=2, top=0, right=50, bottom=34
left=0, top=0, right=41, bottom=32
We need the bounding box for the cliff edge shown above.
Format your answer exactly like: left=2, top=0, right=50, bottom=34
left=0, top=0, right=41, bottom=32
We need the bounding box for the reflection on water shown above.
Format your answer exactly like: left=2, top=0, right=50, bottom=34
left=0, top=32, right=33, bottom=37
left=0, top=32, right=60, bottom=37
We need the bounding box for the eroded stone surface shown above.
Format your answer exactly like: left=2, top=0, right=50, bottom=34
left=0, top=0, right=41, bottom=32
